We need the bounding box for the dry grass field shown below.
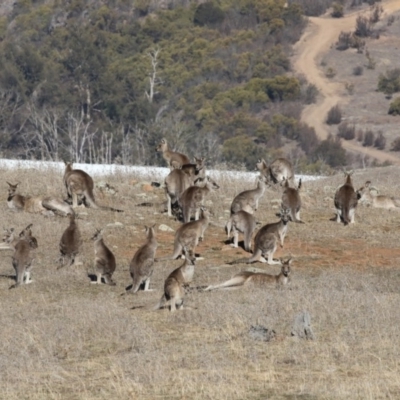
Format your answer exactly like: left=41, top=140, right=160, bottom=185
left=1, top=164, right=400, bottom=399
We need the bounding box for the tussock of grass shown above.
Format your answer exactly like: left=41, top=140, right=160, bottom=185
left=1, top=165, right=400, bottom=399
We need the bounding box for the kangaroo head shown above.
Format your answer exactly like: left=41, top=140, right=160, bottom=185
left=342, top=170, right=354, bottom=187
left=91, top=229, right=103, bottom=241
left=2, top=227, right=15, bottom=244
left=280, top=258, right=292, bottom=276
left=155, top=139, right=168, bottom=152
left=19, top=224, right=38, bottom=249
left=200, top=207, right=212, bottom=218
left=194, top=157, right=205, bottom=170
left=206, top=176, right=220, bottom=190
left=145, top=224, right=156, bottom=239
left=280, top=208, right=291, bottom=223
left=7, top=182, right=19, bottom=196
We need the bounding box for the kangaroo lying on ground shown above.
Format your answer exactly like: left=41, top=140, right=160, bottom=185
left=204, top=258, right=292, bottom=291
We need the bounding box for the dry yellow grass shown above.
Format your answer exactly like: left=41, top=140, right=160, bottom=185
left=1, top=164, right=400, bottom=399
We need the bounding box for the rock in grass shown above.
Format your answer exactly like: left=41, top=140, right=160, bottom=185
left=291, top=311, right=315, bottom=340
left=249, top=325, right=276, bottom=342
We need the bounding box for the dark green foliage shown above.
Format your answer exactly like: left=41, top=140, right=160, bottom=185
left=391, top=137, right=400, bottom=151
left=337, top=122, right=355, bottom=140
left=326, top=105, right=342, bottom=125
left=313, top=134, right=346, bottom=167
left=388, top=97, right=400, bottom=116
left=222, top=135, right=264, bottom=169
left=193, top=2, right=225, bottom=27
left=378, top=69, right=400, bottom=95
left=363, top=130, right=375, bottom=147
left=331, top=3, right=344, bottom=18
left=374, top=132, right=386, bottom=150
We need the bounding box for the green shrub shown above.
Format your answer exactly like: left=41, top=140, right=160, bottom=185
left=326, top=105, right=342, bottom=125
left=331, top=3, right=344, bottom=18
left=193, top=2, right=225, bottom=27
left=388, top=97, right=400, bottom=115
left=378, top=69, right=400, bottom=95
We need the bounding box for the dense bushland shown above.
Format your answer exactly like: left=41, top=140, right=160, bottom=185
left=0, top=0, right=347, bottom=170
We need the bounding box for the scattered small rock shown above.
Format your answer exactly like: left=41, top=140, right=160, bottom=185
left=158, top=224, right=174, bottom=232
left=291, top=311, right=315, bottom=340
left=249, top=325, right=276, bottom=342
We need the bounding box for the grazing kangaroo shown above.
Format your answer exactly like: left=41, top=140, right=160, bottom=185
left=155, top=138, right=191, bottom=169
left=357, top=181, right=400, bottom=210
left=2, top=224, right=38, bottom=289
left=127, top=225, right=158, bottom=293
left=230, top=176, right=267, bottom=215
left=334, top=171, right=358, bottom=225
left=229, top=209, right=290, bottom=265
left=90, top=229, right=116, bottom=285
left=58, top=213, right=82, bottom=268
left=63, top=162, right=123, bottom=212
left=7, top=182, right=74, bottom=216
left=179, top=175, right=219, bottom=223
left=154, top=255, right=196, bottom=312
left=281, top=178, right=304, bottom=223
left=156, top=207, right=211, bottom=261
left=226, top=210, right=256, bottom=252
left=164, top=168, right=196, bottom=217
left=256, top=158, right=294, bottom=186
left=204, top=258, right=292, bottom=291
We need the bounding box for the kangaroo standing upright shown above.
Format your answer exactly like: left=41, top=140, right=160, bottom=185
left=154, top=255, right=196, bottom=312
left=91, top=229, right=116, bottom=285
left=230, top=176, right=267, bottom=215
left=281, top=178, right=303, bottom=223
left=256, top=158, right=294, bottom=186
left=58, top=213, right=82, bottom=268
left=334, top=171, right=358, bottom=225
left=2, top=224, right=38, bottom=289
left=226, top=210, right=256, bottom=252
left=155, top=138, right=191, bottom=169
left=229, top=209, right=290, bottom=265
left=128, top=225, right=158, bottom=293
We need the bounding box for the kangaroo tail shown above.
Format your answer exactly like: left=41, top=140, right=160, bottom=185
left=154, top=294, right=167, bottom=310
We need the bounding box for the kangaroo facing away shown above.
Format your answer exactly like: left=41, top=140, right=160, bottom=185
left=226, top=210, right=256, bottom=252
left=2, top=224, right=38, bottom=289
left=127, top=225, right=158, bottom=293
left=256, top=158, right=294, bottom=186
left=281, top=178, right=304, bottom=223
left=155, top=138, right=191, bottom=169
left=230, top=209, right=290, bottom=265
left=156, top=207, right=211, bottom=261
left=230, top=176, right=267, bottom=215
left=154, top=255, right=196, bottom=312
left=90, top=229, right=116, bottom=285
left=58, top=213, right=82, bottom=269
left=334, top=171, right=358, bottom=225
left=179, top=175, right=220, bottom=223
left=164, top=168, right=195, bottom=218
left=204, top=258, right=292, bottom=291
left=63, top=162, right=123, bottom=212
left=357, top=181, right=400, bottom=210
left=7, top=182, right=74, bottom=216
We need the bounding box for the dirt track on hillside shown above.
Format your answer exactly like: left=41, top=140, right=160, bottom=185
left=292, top=0, right=400, bottom=165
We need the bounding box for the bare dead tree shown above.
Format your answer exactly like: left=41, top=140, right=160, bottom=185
left=145, top=47, right=162, bottom=103
left=64, top=112, right=93, bottom=162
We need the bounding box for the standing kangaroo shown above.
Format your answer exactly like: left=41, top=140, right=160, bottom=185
left=2, top=224, right=38, bottom=289
left=164, top=169, right=196, bottom=217
left=63, top=162, right=123, bottom=212
left=181, top=157, right=206, bottom=179
left=127, top=225, right=158, bottom=293
left=155, top=138, right=191, bottom=169
left=226, top=210, right=256, bottom=252
left=229, top=209, right=290, bottom=265
left=281, top=178, right=304, bottom=223
left=230, top=176, right=267, bottom=215
left=156, top=207, right=211, bottom=261
left=58, top=213, right=82, bottom=268
left=334, top=171, right=358, bottom=225
left=256, top=158, right=294, bottom=186
left=90, top=229, right=116, bottom=285
left=179, top=176, right=219, bottom=223
left=204, top=258, right=292, bottom=291
left=7, top=182, right=74, bottom=216
left=154, top=256, right=196, bottom=312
